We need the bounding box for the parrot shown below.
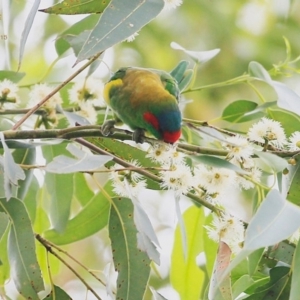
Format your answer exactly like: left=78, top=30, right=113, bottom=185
left=102, top=62, right=191, bottom=144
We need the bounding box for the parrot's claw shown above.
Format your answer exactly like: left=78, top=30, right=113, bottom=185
left=133, top=128, right=145, bottom=144
left=101, top=120, right=116, bottom=136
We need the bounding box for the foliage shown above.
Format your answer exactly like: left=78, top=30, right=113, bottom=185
left=1, top=0, right=300, bottom=299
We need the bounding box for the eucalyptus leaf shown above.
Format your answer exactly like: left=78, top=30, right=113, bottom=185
left=40, top=0, right=109, bottom=15
left=193, top=155, right=248, bottom=175
left=109, top=197, right=151, bottom=300
left=0, top=71, right=26, bottom=83
left=290, top=239, right=300, bottom=300
left=171, top=206, right=205, bottom=300
left=0, top=198, right=44, bottom=299
left=171, top=42, right=220, bottom=64
left=77, top=0, right=164, bottom=62
left=46, top=143, right=112, bottom=173
left=44, top=285, right=72, bottom=299
left=18, top=0, right=41, bottom=70
left=0, top=132, right=25, bottom=200
left=253, top=150, right=288, bottom=173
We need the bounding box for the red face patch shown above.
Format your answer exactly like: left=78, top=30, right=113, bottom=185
left=143, top=112, right=159, bottom=130
left=163, top=130, right=181, bottom=144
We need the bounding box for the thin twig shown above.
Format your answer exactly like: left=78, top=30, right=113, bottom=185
left=12, top=52, right=102, bottom=130
left=35, top=234, right=103, bottom=300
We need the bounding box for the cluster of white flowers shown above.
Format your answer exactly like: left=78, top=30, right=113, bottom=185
left=205, top=212, right=245, bottom=254
left=68, top=77, right=106, bottom=124
left=0, top=79, right=19, bottom=108
left=29, top=83, right=63, bottom=127
left=109, top=160, right=146, bottom=198
left=248, top=117, right=286, bottom=148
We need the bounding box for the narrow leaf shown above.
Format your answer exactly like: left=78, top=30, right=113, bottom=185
left=77, top=0, right=164, bottom=62
left=290, top=239, right=300, bottom=300
left=0, top=198, right=44, bottom=299
left=13, top=148, right=36, bottom=200
left=55, top=14, right=101, bottom=56
left=45, top=285, right=72, bottom=299
left=40, top=0, right=109, bottom=15
left=0, top=71, right=26, bottom=82
left=43, top=144, right=74, bottom=232
left=46, top=143, right=112, bottom=173
left=171, top=42, right=220, bottom=64
left=44, top=183, right=110, bottom=245
left=170, top=206, right=205, bottom=300
left=193, top=155, right=248, bottom=175
left=222, top=100, right=260, bottom=123
left=109, top=197, right=151, bottom=300
left=0, top=132, right=25, bottom=200
left=248, top=61, right=272, bottom=82
left=208, top=241, right=232, bottom=300
left=253, top=150, right=288, bottom=173
left=18, top=0, right=41, bottom=70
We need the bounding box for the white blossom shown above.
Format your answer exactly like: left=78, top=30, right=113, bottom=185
left=160, top=162, right=194, bottom=195
left=223, top=135, right=253, bottom=163
left=194, top=164, right=236, bottom=195
left=146, top=143, right=184, bottom=166
left=288, top=228, right=300, bottom=244
left=77, top=101, right=97, bottom=124
left=68, top=77, right=105, bottom=107
left=126, top=32, right=139, bottom=42
left=29, top=83, right=62, bottom=109
left=164, top=0, right=183, bottom=10
left=110, top=161, right=146, bottom=198
left=0, top=79, right=19, bottom=108
left=205, top=212, right=245, bottom=254
left=248, top=117, right=286, bottom=148
left=287, top=131, right=300, bottom=151
left=236, top=166, right=262, bottom=190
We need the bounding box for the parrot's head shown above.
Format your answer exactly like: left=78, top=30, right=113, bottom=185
left=143, top=110, right=182, bottom=144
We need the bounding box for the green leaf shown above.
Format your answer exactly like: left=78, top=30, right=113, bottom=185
left=248, top=248, right=265, bottom=276
left=248, top=61, right=272, bottom=82
left=286, top=160, right=300, bottom=206
left=208, top=242, right=232, bottom=300
left=88, top=137, right=160, bottom=189
left=55, top=14, right=101, bottom=56
left=77, top=0, right=164, bottom=62
left=268, top=108, right=300, bottom=136
left=12, top=147, right=36, bottom=200
left=45, top=143, right=112, bottom=173
left=232, top=275, right=254, bottom=300
left=221, top=190, right=300, bottom=283
left=0, top=197, right=44, bottom=299
left=222, top=100, right=263, bottom=123
left=272, top=81, right=300, bottom=117
left=171, top=42, right=220, bottom=64
left=109, top=197, right=151, bottom=300
left=0, top=225, right=10, bottom=286
left=44, top=285, right=72, bottom=299
left=74, top=172, right=95, bottom=206
left=0, top=132, right=25, bottom=199
left=18, top=0, right=41, bottom=70
left=266, top=241, right=295, bottom=267
left=0, top=71, right=26, bottom=83
left=244, top=267, right=290, bottom=300
left=170, top=206, right=205, bottom=300
left=253, top=150, right=288, bottom=173
left=40, top=0, right=110, bottom=15
left=290, top=239, right=300, bottom=300
left=42, top=143, right=74, bottom=233
left=0, top=212, right=9, bottom=239
left=44, top=182, right=111, bottom=245
left=192, top=154, right=248, bottom=175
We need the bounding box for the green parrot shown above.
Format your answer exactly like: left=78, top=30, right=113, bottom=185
left=102, top=62, right=191, bottom=144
